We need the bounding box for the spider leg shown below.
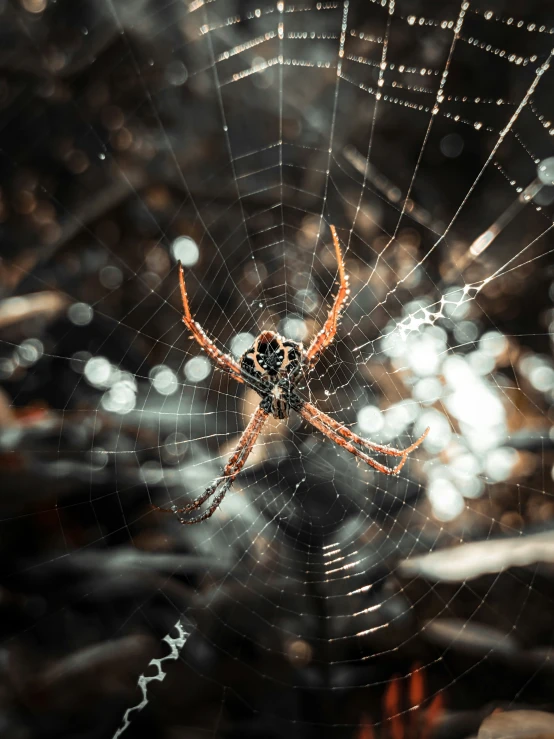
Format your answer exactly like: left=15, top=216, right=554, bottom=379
left=178, top=262, right=243, bottom=383
left=302, top=401, right=429, bottom=458
left=299, top=402, right=429, bottom=475
left=306, top=225, right=350, bottom=367
left=301, top=405, right=402, bottom=475
left=154, top=405, right=268, bottom=524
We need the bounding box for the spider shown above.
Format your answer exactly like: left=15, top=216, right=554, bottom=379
left=156, top=226, right=429, bottom=524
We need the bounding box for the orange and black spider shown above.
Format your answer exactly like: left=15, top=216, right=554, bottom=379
left=156, top=226, right=429, bottom=524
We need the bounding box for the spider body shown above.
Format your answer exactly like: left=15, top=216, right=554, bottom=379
left=156, top=225, right=429, bottom=524
left=240, top=331, right=303, bottom=419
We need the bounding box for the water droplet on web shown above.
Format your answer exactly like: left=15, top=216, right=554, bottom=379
left=172, top=236, right=199, bottom=267
left=440, top=133, right=464, bottom=158
left=537, top=157, right=554, bottom=185
left=165, top=60, right=188, bottom=87
left=150, top=365, right=178, bottom=395
left=357, top=405, right=384, bottom=434
left=68, top=303, right=94, bottom=326
left=21, top=0, right=46, bottom=12
left=280, top=317, right=308, bottom=341
left=100, top=265, right=123, bottom=289
left=184, top=356, right=211, bottom=383
left=231, top=333, right=255, bottom=358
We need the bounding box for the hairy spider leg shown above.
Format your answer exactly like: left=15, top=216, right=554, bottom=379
left=306, top=225, right=350, bottom=366
left=154, top=406, right=268, bottom=524
left=302, top=401, right=430, bottom=458
left=299, top=402, right=429, bottom=475
left=156, top=231, right=430, bottom=526
left=178, top=262, right=243, bottom=384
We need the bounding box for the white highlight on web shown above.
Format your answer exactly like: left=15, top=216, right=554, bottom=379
left=112, top=620, right=190, bottom=739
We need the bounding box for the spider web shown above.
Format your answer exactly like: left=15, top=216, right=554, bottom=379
left=1, top=0, right=554, bottom=737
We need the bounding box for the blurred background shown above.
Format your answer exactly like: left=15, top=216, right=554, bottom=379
left=1, top=0, right=554, bottom=737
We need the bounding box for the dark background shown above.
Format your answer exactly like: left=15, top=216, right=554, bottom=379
left=1, top=1, right=554, bottom=737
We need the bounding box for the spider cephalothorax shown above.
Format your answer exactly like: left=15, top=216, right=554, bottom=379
left=155, top=225, right=429, bottom=524
left=240, top=331, right=303, bottom=419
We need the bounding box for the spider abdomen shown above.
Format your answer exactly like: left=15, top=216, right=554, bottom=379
left=268, top=384, right=289, bottom=419
left=240, top=331, right=304, bottom=418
